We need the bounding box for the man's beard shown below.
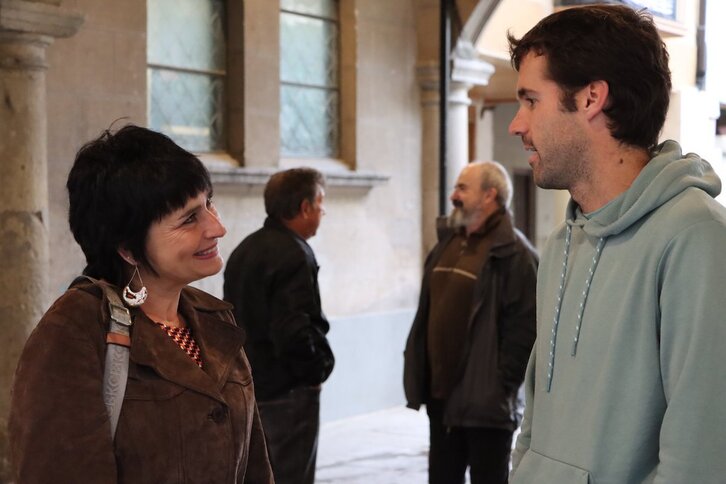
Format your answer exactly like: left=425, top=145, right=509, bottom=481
left=448, top=206, right=468, bottom=228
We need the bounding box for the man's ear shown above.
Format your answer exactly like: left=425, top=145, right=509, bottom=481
left=299, top=198, right=312, bottom=219
left=487, top=187, right=498, bottom=203
left=117, top=248, right=136, bottom=266
left=583, top=80, right=609, bottom=121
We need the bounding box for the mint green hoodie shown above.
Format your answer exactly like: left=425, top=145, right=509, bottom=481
left=511, top=141, right=726, bottom=484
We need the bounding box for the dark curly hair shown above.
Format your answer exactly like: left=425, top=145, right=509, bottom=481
left=508, top=5, right=671, bottom=151
left=67, top=125, right=212, bottom=286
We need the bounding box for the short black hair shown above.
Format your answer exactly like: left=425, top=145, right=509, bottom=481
left=508, top=5, right=671, bottom=151
left=67, top=125, right=212, bottom=286
left=264, top=168, right=325, bottom=221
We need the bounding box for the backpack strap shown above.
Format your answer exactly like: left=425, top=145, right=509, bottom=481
left=75, top=276, right=133, bottom=439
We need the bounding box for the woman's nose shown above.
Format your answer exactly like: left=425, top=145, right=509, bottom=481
left=205, top=207, right=227, bottom=238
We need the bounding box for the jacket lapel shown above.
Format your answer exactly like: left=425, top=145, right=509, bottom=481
left=185, top=304, right=246, bottom=389
left=468, top=212, right=517, bottom=324
left=128, top=290, right=245, bottom=404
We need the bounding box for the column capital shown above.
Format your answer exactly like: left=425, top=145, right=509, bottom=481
left=448, top=80, right=472, bottom=107
left=0, top=0, right=83, bottom=38
left=415, top=60, right=439, bottom=92
left=451, top=39, right=495, bottom=87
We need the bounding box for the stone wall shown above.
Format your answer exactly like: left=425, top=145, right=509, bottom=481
left=46, top=0, right=147, bottom=295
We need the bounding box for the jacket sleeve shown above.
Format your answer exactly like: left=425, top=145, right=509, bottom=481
left=8, top=310, right=118, bottom=483
left=497, top=247, right=538, bottom=394
left=403, top=248, right=437, bottom=410
left=241, top=402, right=275, bottom=483
left=269, top=253, right=334, bottom=386
left=654, top=220, right=726, bottom=482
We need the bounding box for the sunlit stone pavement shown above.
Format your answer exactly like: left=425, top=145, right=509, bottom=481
left=317, top=406, right=430, bottom=483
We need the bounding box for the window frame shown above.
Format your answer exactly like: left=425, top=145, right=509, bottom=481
left=146, top=0, right=228, bottom=153
left=279, top=1, right=342, bottom=159
left=149, top=0, right=372, bottom=187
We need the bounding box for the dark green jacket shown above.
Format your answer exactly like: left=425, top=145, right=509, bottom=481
left=404, top=211, right=538, bottom=430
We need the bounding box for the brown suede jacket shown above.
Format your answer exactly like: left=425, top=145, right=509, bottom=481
left=9, top=279, right=274, bottom=483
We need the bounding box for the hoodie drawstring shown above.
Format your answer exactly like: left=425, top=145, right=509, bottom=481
left=571, top=237, right=605, bottom=356
left=546, top=226, right=572, bottom=393
left=546, top=224, right=605, bottom=392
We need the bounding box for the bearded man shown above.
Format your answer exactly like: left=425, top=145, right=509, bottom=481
left=404, top=161, right=538, bottom=484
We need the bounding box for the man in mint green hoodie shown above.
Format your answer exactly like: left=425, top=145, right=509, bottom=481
left=507, top=5, right=726, bottom=483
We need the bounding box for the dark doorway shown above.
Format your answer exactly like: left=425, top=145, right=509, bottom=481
left=512, top=169, right=536, bottom=242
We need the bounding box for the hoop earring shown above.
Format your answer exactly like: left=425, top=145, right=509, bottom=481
left=122, top=265, right=148, bottom=307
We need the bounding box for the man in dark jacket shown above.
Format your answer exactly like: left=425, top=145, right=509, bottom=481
left=224, top=167, right=334, bottom=484
left=404, top=161, right=537, bottom=484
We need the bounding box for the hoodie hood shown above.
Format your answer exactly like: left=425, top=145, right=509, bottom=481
left=544, top=140, right=721, bottom=392
left=566, top=140, right=721, bottom=237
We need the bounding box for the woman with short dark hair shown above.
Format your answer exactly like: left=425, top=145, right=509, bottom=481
left=9, top=125, right=274, bottom=483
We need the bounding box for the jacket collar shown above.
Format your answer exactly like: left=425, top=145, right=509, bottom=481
left=436, top=209, right=519, bottom=258
left=128, top=287, right=243, bottom=404
left=264, top=216, right=308, bottom=244
left=486, top=209, right=519, bottom=257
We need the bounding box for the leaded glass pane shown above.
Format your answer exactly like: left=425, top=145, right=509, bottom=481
left=147, top=0, right=226, bottom=152
left=281, top=13, right=338, bottom=87
left=281, top=85, right=339, bottom=158
left=281, top=0, right=337, bottom=20
left=148, top=0, right=226, bottom=71
left=148, top=69, right=225, bottom=152
left=280, top=0, right=339, bottom=158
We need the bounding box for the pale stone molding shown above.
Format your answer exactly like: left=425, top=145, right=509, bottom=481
left=416, top=60, right=439, bottom=91
left=208, top=165, right=389, bottom=189
left=415, top=61, right=440, bottom=109
left=448, top=79, right=472, bottom=106
left=0, top=0, right=83, bottom=38
left=451, top=55, right=495, bottom=87
left=451, top=39, right=495, bottom=87
left=0, top=31, right=51, bottom=69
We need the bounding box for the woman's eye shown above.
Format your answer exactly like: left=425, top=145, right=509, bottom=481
left=183, top=213, right=197, bottom=225
left=207, top=198, right=219, bottom=215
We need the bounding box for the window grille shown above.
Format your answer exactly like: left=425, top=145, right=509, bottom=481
left=280, top=0, right=340, bottom=158
left=148, top=0, right=227, bottom=152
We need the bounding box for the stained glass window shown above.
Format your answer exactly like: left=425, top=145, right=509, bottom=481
left=280, top=0, right=340, bottom=158
left=147, top=0, right=226, bottom=152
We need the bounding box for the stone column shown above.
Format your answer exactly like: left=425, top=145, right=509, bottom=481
left=446, top=79, right=472, bottom=201
left=0, top=1, right=82, bottom=479
left=416, top=61, right=441, bottom=253
left=448, top=52, right=495, bottom=201
left=416, top=53, right=494, bottom=254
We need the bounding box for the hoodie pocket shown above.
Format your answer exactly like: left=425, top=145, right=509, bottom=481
left=513, top=449, right=591, bottom=484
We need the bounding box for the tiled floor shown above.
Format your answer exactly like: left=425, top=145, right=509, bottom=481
left=316, top=405, right=430, bottom=483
